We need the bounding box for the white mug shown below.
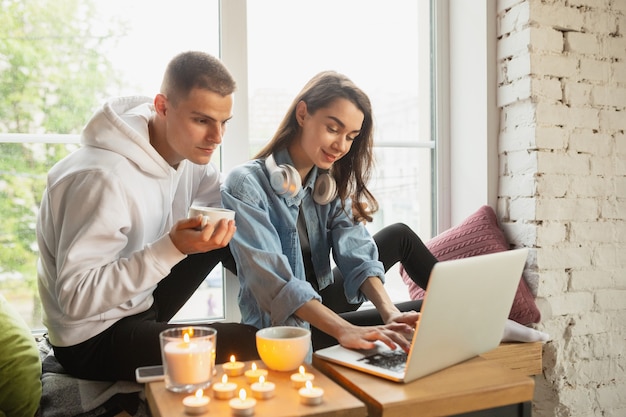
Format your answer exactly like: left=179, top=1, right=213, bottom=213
left=188, top=206, right=235, bottom=228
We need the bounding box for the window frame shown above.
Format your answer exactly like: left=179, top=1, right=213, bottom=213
left=439, top=0, right=498, bottom=226
left=219, top=0, right=440, bottom=321
left=2, top=0, right=495, bottom=326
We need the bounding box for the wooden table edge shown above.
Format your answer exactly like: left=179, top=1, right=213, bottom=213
left=313, top=355, right=535, bottom=417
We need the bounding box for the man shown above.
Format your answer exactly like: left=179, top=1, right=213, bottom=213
left=37, top=51, right=258, bottom=382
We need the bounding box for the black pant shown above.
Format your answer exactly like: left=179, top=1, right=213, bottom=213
left=53, top=247, right=259, bottom=382
left=54, top=224, right=435, bottom=380
left=312, top=223, right=438, bottom=350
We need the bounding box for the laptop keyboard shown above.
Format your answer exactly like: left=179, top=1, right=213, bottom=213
left=358, top=349, right=408, bottom=373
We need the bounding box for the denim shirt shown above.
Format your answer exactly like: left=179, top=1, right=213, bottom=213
left=221, top=148, right=385, bottom=331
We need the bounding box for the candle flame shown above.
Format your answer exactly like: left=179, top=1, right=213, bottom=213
left=195, top=389, right=204, bottom=398
left=305, top=380, right=313, bottom=390
left=251, top=362, right=257, bottom=371
left=238, top=388, right=247, bottom=401
left=299, top=365, right=305, bottom=376
left=230, top=355, right=236, bottom=363
left=183, top=333, right=190, bottom=343
left=222, top=374, right=228, bottom=384
left=259, top=375, right=265, bottom=384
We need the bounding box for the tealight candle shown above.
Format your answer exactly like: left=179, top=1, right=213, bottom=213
left=213, top=374, right=238, bottom=400
left=299, top=380, right=324, bottom=406
left=244, top=362, right=268, bottom=384
left=183, top=389, right=210, bottom=415
left=290, top=365, right=315, bottom=388
left=223, top=355, right=245, bottom=377
left=229, top=388, right=256, bottom=416
left=250, top=375, right=275, bottom=400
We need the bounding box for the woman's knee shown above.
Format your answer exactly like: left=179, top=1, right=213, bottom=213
left=376, top=223, right=415, bottom=242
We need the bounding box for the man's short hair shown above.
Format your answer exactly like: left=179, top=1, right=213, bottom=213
left=160, top=51, right=236, bottom=104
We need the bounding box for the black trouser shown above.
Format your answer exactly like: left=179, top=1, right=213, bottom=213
left=54, top=224, right=436, bottom=380
left=312, top=223, right=438, bottom=350
left=52, top=247, right=259, bottom=382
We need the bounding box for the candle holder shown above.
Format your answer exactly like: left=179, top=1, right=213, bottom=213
left=299, top=380, right=324, bottom=405
left=213, top=374, right=238, bottom=400
left=223, top=355, right=245, bottom=377
left=183, top=389, right=210, bottom=415
left=244, top=362, right=268, bottom=384
left=229, top=388, right=256, bottom=416
left=290, top=365, right=315, bottom=389
left=160, top=326, right=216, bottom=393
left=250, top=375, right=275, bottom=400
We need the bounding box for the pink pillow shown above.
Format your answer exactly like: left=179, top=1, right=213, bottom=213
left=400, top=205, right=541, bottom=325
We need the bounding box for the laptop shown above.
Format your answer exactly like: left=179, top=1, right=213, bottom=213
left=314, top=248, right=529, bottom=383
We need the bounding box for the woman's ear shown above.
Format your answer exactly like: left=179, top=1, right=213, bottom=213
left=295, top=100, right=308, bottom=127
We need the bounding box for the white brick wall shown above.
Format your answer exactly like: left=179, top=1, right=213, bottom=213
left=497, top=0, right=626, bottom=416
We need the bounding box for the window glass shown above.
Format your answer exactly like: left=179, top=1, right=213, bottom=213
left=1, top=0, right=432, bottom=327
left=0, top=0, right=220, bottom=328
left=97, top=0, right=221, bottom=97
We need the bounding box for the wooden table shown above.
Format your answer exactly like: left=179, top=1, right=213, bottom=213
left=146, top=361, right=367, bottom=417
left=312, top=355, right=535, bottom=417
left=480, top=342, right=543, bottom=376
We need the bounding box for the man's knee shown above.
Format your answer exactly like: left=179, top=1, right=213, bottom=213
left=211, top=322, right=259, bottom=363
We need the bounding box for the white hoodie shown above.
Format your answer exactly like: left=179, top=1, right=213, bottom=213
left=36, top=96, right=223, bottom=347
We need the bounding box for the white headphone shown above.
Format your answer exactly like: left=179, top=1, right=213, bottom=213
left=265, top=154, right=337, bottom=205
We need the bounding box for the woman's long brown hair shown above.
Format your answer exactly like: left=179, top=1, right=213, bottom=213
left=255, top=71, right=379, bottom=223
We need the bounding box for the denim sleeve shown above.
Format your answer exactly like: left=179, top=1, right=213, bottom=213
left=222, top=164, right=321, bottom=328
left=329, top=201, right=385, bottom=304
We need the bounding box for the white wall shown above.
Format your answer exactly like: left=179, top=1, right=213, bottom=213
left=496, top=0, right=626, bottom=415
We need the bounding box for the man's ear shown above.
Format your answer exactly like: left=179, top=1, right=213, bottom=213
left=153, top=93, right=168, bottom=117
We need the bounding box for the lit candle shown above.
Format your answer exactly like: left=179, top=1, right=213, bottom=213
left=250, top=375, right=275, bottom=400
left=163, top=332, right=213, bottom=386
left=229, top=388, right=256, bottom=416
left=213, top=374, right=238, bottom=400
left=298, top=380, right=324, bottom=405
left=223, top=355, right=245, bottom=377
left=183, top=389, right=210, bottom=415
left=244, top=362, right=268, bottom=384
left=290, top=365, right=314, bottom=388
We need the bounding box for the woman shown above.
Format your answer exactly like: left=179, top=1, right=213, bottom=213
left=222, top=71, right=438, bottom=352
